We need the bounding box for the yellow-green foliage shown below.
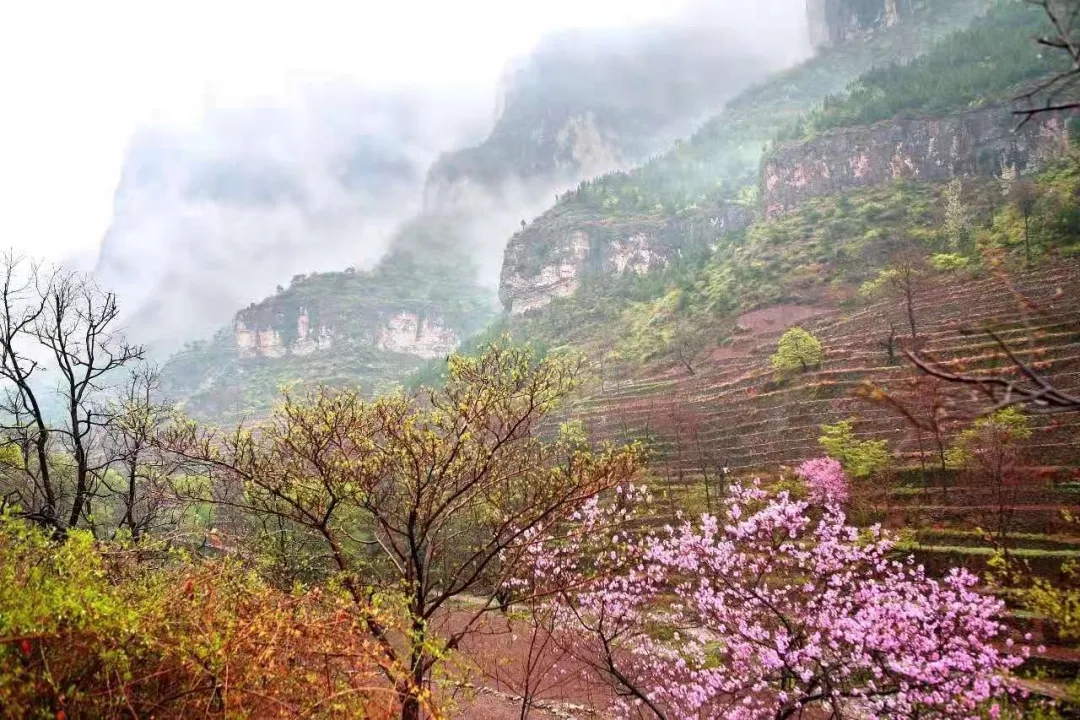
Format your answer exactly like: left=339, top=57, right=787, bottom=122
left=945, top=407, right=1033, bottom=469
left=619, top=289, right=683, bottom=362
left=819, top=418, right=890, bottom=479
left=982, top=160, right=1080, bottom=260
left=771, top=327, right=824, bottom=377
left=929, top=253, right=971, bottom=272
left=1022, top=559, right=1080, bottom=643
left=0, top=515, right=400, bottom=719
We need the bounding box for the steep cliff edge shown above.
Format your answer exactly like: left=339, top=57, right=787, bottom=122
left=160, top=213, right=497, bottom=420
left=500, top=200, right=752, bottom=315
left=499, top=0, right=991, bottom=315
left=807, top=0, right=919, bottom=49
left=762, top=106, right=1072, bottom=215
left=422, top=11, right=807, bottom=211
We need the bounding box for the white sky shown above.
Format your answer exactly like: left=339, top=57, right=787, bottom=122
left=0, top=0, right=690, bottom=266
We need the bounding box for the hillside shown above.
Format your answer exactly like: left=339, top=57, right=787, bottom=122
left=499, top=0, right=1000, bottom=315
left=162, top=0, right=1001, bottom=422
left=13, top=1, right=1080, bottom=716
left=156, top=11, right=812, bottom=422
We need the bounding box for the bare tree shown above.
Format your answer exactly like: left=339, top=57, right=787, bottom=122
left=669, top=318, right=707, bottom=376
left=36, top=269, right=144, bottom=529
left=909, top=329, right=1080, bottom=413
left=1015, top=0, right=1080, bottom=123
left=0, top=255, right=143, bottom=533
left=99, top=364, right=183, bottom=542
left=0, top=256, right=58, bottom=527
left=862, top=246, right=929, bottom=346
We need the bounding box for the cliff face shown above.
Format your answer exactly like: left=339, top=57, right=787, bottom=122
left=762, top=106, right=1072, bottom=215
left=234, top=305, right=458, bottom=361
left=499, top=201, right=752, bottom=314
left=422, top=13, right=806, bottom=212
left=807, top=0, right=919, bottom=49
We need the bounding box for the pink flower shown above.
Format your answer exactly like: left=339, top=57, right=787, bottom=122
left=796, top=456, right=849, bottom=505
left=517, top=480, right=1023, bottom=719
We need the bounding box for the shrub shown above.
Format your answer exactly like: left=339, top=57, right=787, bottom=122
left=0, top=516, right=400, bottom=719
left=819, top=418, right=890, bottom=478
left=770, top=327, right=824, bottom=377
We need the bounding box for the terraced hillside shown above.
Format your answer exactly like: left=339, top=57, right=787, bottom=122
left=567, top=261, right=1080, bottom=507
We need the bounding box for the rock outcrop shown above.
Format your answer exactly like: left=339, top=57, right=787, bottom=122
left=499, top=202, right=753, bottom=314
left=376, top=312, right=459, bottom=359
left=422, top=16, right=801, bottom=211
left=762, top=106, right=1072, bottom=216
left=807, top=0, right=918, bottom=49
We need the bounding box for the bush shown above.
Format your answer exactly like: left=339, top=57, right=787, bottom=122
left=0, top=516, right=400, bottom=719
left=770, top=327, right=824, bottom=377
left=819, top=418, right=891, bottom=479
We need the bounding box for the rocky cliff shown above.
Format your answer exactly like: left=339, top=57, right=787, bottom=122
left=496, top=0, right=987, bottom=317
left=762, top=106, right=1072, bottom=215
left=500, top=201, right=752, bottom=314
left=422, top=10, right=808, bottom=211
left=807, top=0, right=918, bottom=49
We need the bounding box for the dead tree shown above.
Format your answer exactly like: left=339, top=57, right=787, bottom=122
left=1015, top=0, right=1080, bottom=123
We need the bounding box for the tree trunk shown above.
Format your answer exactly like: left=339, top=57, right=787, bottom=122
left=1024, top=214, right=1031, bottom=266
left=905, top=285, right=918, bottom=344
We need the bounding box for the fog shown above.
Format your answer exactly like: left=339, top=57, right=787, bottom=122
left=70, top=0, right=812, bottom=352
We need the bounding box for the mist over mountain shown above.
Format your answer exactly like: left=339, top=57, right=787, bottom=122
left=95, top=0, right=810, bottom=354
left=94, top=82, right=492, bottom=352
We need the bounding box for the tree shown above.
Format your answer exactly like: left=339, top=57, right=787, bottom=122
left=520, top=482, right=1024, bottom=719
left=910, top=327, right=1080, bottom=414
left=818, top=418, right=890, bottom=479
left=943, top=177, right=971, bottom=253
left=161, top=342, right=644, bottom=720
left=1009, top=176, right=1041, bottom=265
left=860, top=248, right=929, bottom=344
left=669, top=317, right=706, bottom=375
left=795, top=456, right=849, bottom=505
left=877, top=314, right=899, bottom=365
left=770, top=327, right=824, bottom=377
left=946, top=407, right=1033, bottom=545
left=0, top=256, right=143, bottom=533
left=99, top=364, right=184, bottom=542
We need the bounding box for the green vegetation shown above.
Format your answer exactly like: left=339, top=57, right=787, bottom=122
left=780, top=0, right=1065, bottom=141
left=771, top=327, right=825, bottom=377
left=549, top=0, right=990, bottom=219
left=819, top=418, right=891, bottom=478
left=946, top=406, right=1033, bottom=468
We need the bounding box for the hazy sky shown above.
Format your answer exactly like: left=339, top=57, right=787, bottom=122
left=0, top=0, right=694, bottom=267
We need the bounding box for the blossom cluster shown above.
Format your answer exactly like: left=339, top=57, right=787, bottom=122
left=795, top=456, right=849, bottom=505
left=519, top=481, right=1024, bottom=719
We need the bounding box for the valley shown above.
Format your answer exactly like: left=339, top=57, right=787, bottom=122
left=4, top=0, right=1080, bottom=717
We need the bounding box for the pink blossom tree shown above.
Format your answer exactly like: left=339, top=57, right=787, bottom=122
left=796, top=456, right=849, bottom=505
left=518, top=482, right=1024, bottom=719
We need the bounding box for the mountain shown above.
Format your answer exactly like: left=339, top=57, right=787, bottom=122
left=154, top=6, right=813, bottom=421
left=489, top=0, right=1079, bottom=477
left=95, top=83, right=491, bottom=353
left=498, top=0, right=996, bottom=315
